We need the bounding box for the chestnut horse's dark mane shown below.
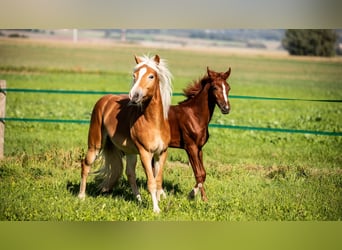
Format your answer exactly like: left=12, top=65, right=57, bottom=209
left=180, top=75, right=211, bottom=103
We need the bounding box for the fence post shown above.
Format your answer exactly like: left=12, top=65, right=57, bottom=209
left=0, top=80, right=6, bottom=159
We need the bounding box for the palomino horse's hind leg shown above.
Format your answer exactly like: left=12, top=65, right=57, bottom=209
left=126, top=154, right=141, bottom=201
left=78, top=147, right=99, bottom=199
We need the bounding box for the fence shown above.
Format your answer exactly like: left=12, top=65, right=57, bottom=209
left=1, top=81, right=342, bottom=157
left=0, top=81, right=6, bottom=158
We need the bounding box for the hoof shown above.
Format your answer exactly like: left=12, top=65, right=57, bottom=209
left=188, top=189, right=196, bottom=200
left=78, top=193, right=86, bottom=200
left=153, top=206, right=161, bottom=213
left=201, top=196, right=208, bottom=202
left=136, top=194, right=142, bottom=202
left=157, top=189, right=166, bottom=201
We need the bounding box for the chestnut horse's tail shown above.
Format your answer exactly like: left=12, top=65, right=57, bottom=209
left=95, top=137, right=124, bottom=192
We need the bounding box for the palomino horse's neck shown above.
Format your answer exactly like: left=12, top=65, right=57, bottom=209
left=143, top=82, right=167, bottom=125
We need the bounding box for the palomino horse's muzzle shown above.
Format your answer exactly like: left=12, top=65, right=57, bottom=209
left=128, top=87, right=144, bottom=105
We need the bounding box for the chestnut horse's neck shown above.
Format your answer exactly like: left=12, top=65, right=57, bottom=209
left=200, top=83, right=216, bottom=123
left=186, top=80, right=216, bottom=125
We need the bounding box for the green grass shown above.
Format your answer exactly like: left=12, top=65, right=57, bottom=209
left=0, top=38, right=341, bottom=220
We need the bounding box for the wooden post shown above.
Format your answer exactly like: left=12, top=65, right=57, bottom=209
left=0, top=80, right=6, bottom=159
left=73, top=29, right=78, bottom=43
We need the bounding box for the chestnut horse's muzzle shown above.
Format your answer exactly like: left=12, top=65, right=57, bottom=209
left=218, top=102, right=230, bottom=114
left=221, top=107, right=230, bottom=114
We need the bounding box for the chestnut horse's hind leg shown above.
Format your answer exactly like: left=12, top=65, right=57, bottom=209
left=126, top=154, right=141, bottom=201
left=78, top=147, right=99, bottom=199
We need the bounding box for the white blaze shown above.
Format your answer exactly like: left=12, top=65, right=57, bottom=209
left=222, top=83, right=228, bottom=105
left=130, top=67, right=147, bottom=99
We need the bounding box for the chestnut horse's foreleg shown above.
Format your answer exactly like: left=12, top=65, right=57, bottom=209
left=139, top=150, right=160, bottom=213
left=78, top=147, right=99, bottom=199
left=126, top=154, right=141, bottom=201
left=197, top=149, right=207, bottom=201
left=185, top=145, right=208, bottom=202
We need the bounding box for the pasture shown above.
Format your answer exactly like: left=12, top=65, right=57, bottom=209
left=0, top=38, right=341, bottom=220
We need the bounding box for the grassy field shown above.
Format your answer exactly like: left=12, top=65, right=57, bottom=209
left=0, top=38, right=341, bottom=220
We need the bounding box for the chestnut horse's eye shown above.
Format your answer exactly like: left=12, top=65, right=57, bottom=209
left=148, top=75, right=154, bottom=79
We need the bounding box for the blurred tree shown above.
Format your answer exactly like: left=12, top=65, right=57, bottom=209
left=282, top=29, right=338, bottom=57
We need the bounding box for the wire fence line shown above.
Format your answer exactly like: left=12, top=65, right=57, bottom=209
left=1, top=117, right=341, bottom=137
left=2, top=87, right=342, bottom=137
left=4, top=88, right=342, bottom=102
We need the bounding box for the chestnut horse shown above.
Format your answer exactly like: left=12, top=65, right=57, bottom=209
left=78, top=55, right=172, bottom=213
left=168, top=67, right=231, bottom=201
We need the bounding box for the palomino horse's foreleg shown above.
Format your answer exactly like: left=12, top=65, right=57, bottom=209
left=126, top=154, right=141, bottom=201
left=153, top=152, right=167, bottom=201
left=78, top=147, right=99, bottom=199
left=186, top=145, right=208, bottom=202
left=140, top=150, right=161, bottom=213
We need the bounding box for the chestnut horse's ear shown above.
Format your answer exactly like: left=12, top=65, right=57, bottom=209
left=134, top=55, right=142, bottom=64
left=153, top=55, right=160, bottom=64
left=207, top=66, right=214, bottom=78
left=223, top=67, right=231, bottom=79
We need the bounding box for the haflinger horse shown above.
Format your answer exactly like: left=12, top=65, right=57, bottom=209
left=78, top=54, right=172, bottom=213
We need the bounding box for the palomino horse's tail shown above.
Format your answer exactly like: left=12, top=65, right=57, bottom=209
left=94, top=137, right=124, bottom=193
left=79, top=95, right=124, bottom=198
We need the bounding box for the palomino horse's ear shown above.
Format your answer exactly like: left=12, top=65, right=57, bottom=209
left=223, top=67, right=231, bottom=79
left=153, top=55, right=160, bottom=64
left=135, top=55, right=142, bottom=64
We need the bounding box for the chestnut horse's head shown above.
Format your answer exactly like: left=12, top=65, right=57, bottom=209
left=207, top=67, right=231, bottom=114
left=129, top=54, right=172, bottom=118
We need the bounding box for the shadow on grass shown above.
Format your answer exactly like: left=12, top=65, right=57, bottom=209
left=67, top=177, right=183, bottom=202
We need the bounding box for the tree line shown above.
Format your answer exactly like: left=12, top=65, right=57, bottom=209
left=282, top=29, right=340, bottom=57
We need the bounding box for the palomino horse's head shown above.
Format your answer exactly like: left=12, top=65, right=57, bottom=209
left=129, top=55, right=160, bottom=105
left=129, top=54, right=173, bottom=119
left=207, top=67, right=231, bottom=114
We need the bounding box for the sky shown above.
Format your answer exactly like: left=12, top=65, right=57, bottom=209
left=1, top=0, right=341, bottom=28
